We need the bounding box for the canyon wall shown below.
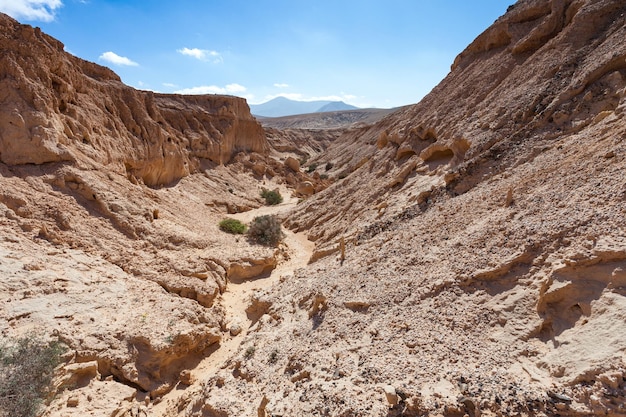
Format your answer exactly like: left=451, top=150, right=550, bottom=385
left=0, top=13, right=267, bottom=187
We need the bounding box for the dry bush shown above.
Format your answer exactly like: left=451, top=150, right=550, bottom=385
left=0, top=335, right=65, bottom=417
left=248, top=215, right=284, bottom=246
left=260, top=189, right=283, bottom=205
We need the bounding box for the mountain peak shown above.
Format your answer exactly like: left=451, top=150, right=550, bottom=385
left=250, top=97, right=358, bottom=117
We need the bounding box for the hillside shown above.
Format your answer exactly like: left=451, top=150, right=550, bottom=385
left=250, top=96, right=358, bottom=117
left=1, top=0, right=626, bottom=416
left=178, top=0, right=626, bottom=415
left=259, top=107, right=400, bottom=130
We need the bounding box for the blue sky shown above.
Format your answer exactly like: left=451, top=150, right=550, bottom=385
left=1, top=0, right=511, bottom=108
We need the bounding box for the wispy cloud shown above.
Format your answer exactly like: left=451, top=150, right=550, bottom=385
left=177, top=47, right=223, bottom=63
left=174, top=83, right=246, bottom=95
left=99, top=51, right=139, bottom=67
left=0, top=0, right=63, bottom=22
left=273, top=83, right=289, bottom=88
left=162, top=82, right=178, bottom=88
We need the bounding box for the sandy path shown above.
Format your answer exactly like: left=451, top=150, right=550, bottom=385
left=153, top=198, right=313, bottom=415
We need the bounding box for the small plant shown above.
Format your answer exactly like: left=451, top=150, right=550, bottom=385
left=325, top=162, right=334, bottom=171
left=306, top=163, right=318, bottom=173
left=268, top=350, right=279, bottom=364
left=164, top=332, right=180, bottom=345
left=260, top=189, right=283, bottom=206
left=248, top=215, right=284, bottom=246
left=244, top=346, right=256, bottom=359
left=0, top=335, right=66, bottom=417
left=219, top=218, right=247, bottom=234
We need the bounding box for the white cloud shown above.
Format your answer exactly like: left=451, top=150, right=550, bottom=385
left=177, top=47, right=223, bottom=63
left=273, top=83, right=289, bottom=88
left=162, top=82, right=178, bottom=88
left=174, top=83, right=247, bottom=95
left=0, top=0, right=63, bottom=22
left=99, top=51, right=139, bottom=67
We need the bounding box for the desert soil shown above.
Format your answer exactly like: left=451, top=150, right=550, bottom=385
left=151, top=196, right=314, bottom=415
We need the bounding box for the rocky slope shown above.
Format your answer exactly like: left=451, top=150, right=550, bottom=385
left=259, top=107, right=399, bottom=130
left=173, top=0, right=626, bottom=415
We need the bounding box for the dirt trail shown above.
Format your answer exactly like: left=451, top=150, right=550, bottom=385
left=153, top=196, right=314, bottom=415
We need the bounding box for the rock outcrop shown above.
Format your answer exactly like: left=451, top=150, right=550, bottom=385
left=0, top=13, right=266, bottom=187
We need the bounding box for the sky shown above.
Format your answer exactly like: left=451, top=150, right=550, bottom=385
left=0, top=0, right=511, bottom=108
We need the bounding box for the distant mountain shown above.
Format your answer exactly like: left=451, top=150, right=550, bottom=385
left=316, top=101, right=359, bottom=113
left=250, top=97, right=359, bottom=117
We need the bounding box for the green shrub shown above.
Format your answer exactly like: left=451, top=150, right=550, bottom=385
left=244, top=346, right=255, bottom=359
left=260, top=189, right=283, bottom=205
left=219, top=218, right=247, bottom=234
left=248, top=215, right=284, bottom=246
left=306, top=163, right=318, bottom=173
left=0, top=335, right=65, bottom=417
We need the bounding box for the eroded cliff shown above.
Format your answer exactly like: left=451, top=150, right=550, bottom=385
left=0, top=13, right=266, bottom=187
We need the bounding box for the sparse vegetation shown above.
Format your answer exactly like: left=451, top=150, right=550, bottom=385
left=307, top=163, right=318, bottom=173
left=260, top=189, right=283, bottom=205
left=248, top=215, right=284, bottom=246
left=0, top=335, right=65, bottom=417
left=219, top=218, right=247, bottom=234
left=325, top=162, right=334, bottom=171
left=244, top=346, right=256, bottom=359
left=268, top=350, right=279, bottom=364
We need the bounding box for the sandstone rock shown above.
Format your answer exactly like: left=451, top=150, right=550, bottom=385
left=179, top=369, right=195, bottom=385
left=227, top=256, right=278, bottom=282
left=382, top=385, right=399, bottom=407
left=252, top=163, right=266, bottom=176
left=295, top=181, right=315, bottom=196
left=56, top=361, right=100, bottom=390
left=377, top=132, right=389, bottom=149
left=504, top=187, right=514, bottom=207
left=229, top=322, right=243, bottom=336
left=284, top=156, right=301, bottom=172
left=388, top=158, right=418, bottom=187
